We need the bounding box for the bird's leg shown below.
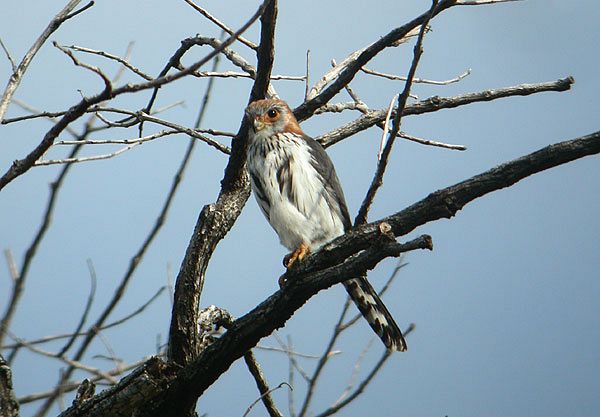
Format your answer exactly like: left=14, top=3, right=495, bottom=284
left=283, top=242, right=310, bottom=269
left=279, top=243, right=310, bottom=287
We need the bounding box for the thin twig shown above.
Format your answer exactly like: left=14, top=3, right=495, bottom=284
left=11, top=99, right=80, bottom=137
left=243, top=382, right=291, bottom=417
left=18, top=358, right=147, bottom=404
left=288, top=337, right=296, bottom=417
left=2, top=287, right=166, bottom=350
left=34, top=143, right=139, bottom=166
left=0, top=38, right=17, bottom=73
left=137, top=112, right=231, bottom=154
left=457, top=0, right=523, bottom=4
left=61, top=43, right=153, bottom=80
left=244, top=351, right=287, bottom=417
left=56, top=259, right=97, bottom=356
left=0, top=0, right=89, bottom=121
left=63, top=1, right=95, bottom=20
left=355, top=0, right=438, bottom=226
left=55, top=130, right=180, bottom=145
left=305, top=50, right=310, bottom=101
left=317, top=77, right=575, bottom=148
left=95, top=330, right=121, bottom=371
left=3, top=249, right=18, bottom=282
left=97, top=286, right=167, bottom=330
left=53, top=41, right=113, bottom=94
left=182, top=0, right=258, bottom=50
left=332, top=339, right=375, bottom=407
left=378, top=94, right=399, bottom=160
left=297, top=300, right=353, bottom=417
left=314, top=324, right=416, bottom=417
left=185, top=70, right=304, bottom=81
left=361, top=66, right=471, bottom=85
left=6, top=332, right=117, bottom=384
left=0, top=0, right=270, bottom=191
left=398, top=131, right=466, bottom=150
left=272, top=334, right=312, bottom=381
left=255, top=344, right=326, bottom=359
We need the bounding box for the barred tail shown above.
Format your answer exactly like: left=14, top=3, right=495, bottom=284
left=343, top=277, right=407, bottom=352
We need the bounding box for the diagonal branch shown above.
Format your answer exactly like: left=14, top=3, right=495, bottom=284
left=318, top=76, right=575, bottom=148
left=293, top=0, right=458, bottom=121
left=0, top=0, right=90, bottom=121
left=56, top=131, right=599, bottom=417
left=317, top=131, right=600, bottom=267
left=0, top=0, right=270, bottom=192
left=31, top=32, right=226, bottom=417
left=166, top=0, right=276, bottom=374
left=355, top=0, right=437, bottom=226
left=182, top=0, right=258, bottom=50
left=244, top=351, right=286, bottom=417
left=159, top=131, right=600, bottom=408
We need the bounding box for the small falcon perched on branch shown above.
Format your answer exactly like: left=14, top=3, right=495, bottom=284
left=245, top=98, right=407, bottom=351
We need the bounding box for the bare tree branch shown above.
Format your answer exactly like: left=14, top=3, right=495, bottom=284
left=314, top=325, right=417, bottom=417
left=0, top=354, right=19, bottom=417
left=166, top=0, right=277, bottom=374
left=243, top=351, right=286, bottom=417
left=32, top=59, right=227, bottom=417
left=294, top=0, right=459, bottom=121
left=0, top=38, right=17, bottom=73
left=0, top=0, right=271, bottom=192
left=53, top=130, right=600, bottom=417
left=3, top=287, right=165, bottom=353
left=60, top=43, right=153, bottom=81
left=457, top=0, right=523, bottom=4
left=0, top=0, right=91, bottom=121
left=355, top=0, right=436, bottom=225
left=361, top=66, right=471, bottom=85
left=318, top=77, right=575, bottom=148
left=19, top=358, right=148, bottom=405
left=6, top=332, right=117, bottom=384
left=182, top=0, right=258, bottom=50
left=56, top=259, right=97, bottom=356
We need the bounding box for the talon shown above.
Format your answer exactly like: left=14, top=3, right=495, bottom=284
left=283, top=242, right=310, bottom=269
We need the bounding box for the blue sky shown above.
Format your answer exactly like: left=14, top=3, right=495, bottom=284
left=1, top=1, right=599, bottom=416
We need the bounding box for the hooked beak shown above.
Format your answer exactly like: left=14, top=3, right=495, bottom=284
left=253, top=119, right=265, bottom=132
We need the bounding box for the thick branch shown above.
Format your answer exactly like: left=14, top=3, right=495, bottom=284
left=56, top=131, right=599, bottom=417
left=0, top=355, right=19, bottom=417
left=158, top=132, right=600, bottom=412
left=319, top=130, right=600, bottom=265
left=166, top=0, right=276, bottom=373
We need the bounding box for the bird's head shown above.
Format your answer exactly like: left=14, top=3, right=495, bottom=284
left=245, top=99, right=304, bottom=140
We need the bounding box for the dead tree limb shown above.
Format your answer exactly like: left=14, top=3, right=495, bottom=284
left=56, top=130, right=599, bottom=417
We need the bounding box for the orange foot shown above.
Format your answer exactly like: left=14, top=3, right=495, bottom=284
left=283, top=242, right=310, bottom=269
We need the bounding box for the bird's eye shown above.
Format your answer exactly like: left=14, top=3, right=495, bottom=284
left=267, top=109, right=278, bottom=118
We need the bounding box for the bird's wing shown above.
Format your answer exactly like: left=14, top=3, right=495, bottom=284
left=302, top=135, right=352, bottom=232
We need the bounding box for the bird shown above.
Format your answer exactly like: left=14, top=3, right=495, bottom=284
left=245, top=98, right=407, bottom=352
